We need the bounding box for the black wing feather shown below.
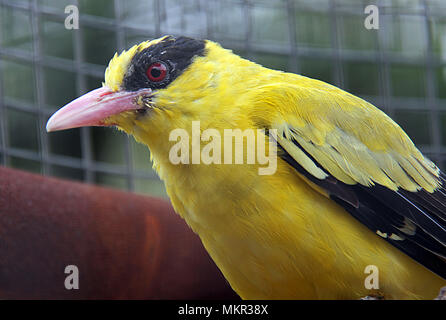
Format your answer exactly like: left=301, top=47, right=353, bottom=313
left=277, top=138, right=446, bottom=280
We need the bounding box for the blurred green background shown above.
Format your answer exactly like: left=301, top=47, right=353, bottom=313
left=0, top=0, right=445, bottom=198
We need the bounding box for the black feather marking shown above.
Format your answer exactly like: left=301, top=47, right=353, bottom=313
left=276, top=142, right=446, bottom=280
left=277, top=136, right=359, bottom=208
left=400, top=189, right=446, bottom=224
left=396, top=191, right=446, bottom=244
left=122, top=35, right=205, bottom=91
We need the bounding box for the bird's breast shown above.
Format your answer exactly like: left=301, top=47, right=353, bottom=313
left=159, top=156, right=443, bottom=299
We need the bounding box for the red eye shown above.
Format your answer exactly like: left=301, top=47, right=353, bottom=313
left=146, top=62, right=167, bottom=82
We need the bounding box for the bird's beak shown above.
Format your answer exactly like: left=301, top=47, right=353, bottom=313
left=46, top=87, right=152, bottom=132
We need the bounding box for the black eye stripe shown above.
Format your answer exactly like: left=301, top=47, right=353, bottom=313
left=122, top=36, right=205, bottom=91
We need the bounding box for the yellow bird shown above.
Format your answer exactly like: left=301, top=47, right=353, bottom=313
left=46, top=35, right=446, bottom=299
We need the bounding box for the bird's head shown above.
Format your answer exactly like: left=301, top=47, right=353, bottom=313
left=46, top=35, right=264, bottom=154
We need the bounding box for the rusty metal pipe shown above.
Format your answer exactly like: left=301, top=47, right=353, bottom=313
left=0, top=166, right=238, bottom=299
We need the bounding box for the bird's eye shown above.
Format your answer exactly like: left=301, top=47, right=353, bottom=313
left=146, top=62, right=168, bottom=82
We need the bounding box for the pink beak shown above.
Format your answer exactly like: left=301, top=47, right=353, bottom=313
left=46, top=87, right=152, bottom=132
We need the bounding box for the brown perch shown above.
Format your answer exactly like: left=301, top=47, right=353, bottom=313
left=0, top=166, right=238, bottom=299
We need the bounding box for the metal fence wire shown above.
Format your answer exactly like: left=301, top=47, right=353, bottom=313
left=0, top=0, right=446, bottom=197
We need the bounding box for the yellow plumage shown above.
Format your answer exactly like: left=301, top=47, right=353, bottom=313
left=55, top=36, right=446, bottom=299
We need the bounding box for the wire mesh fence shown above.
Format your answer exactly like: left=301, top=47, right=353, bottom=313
left=1, top=0, right=446, bottom=197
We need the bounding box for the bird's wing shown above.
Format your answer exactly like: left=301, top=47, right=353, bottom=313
left=252, top=79, right=446, bottom=279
